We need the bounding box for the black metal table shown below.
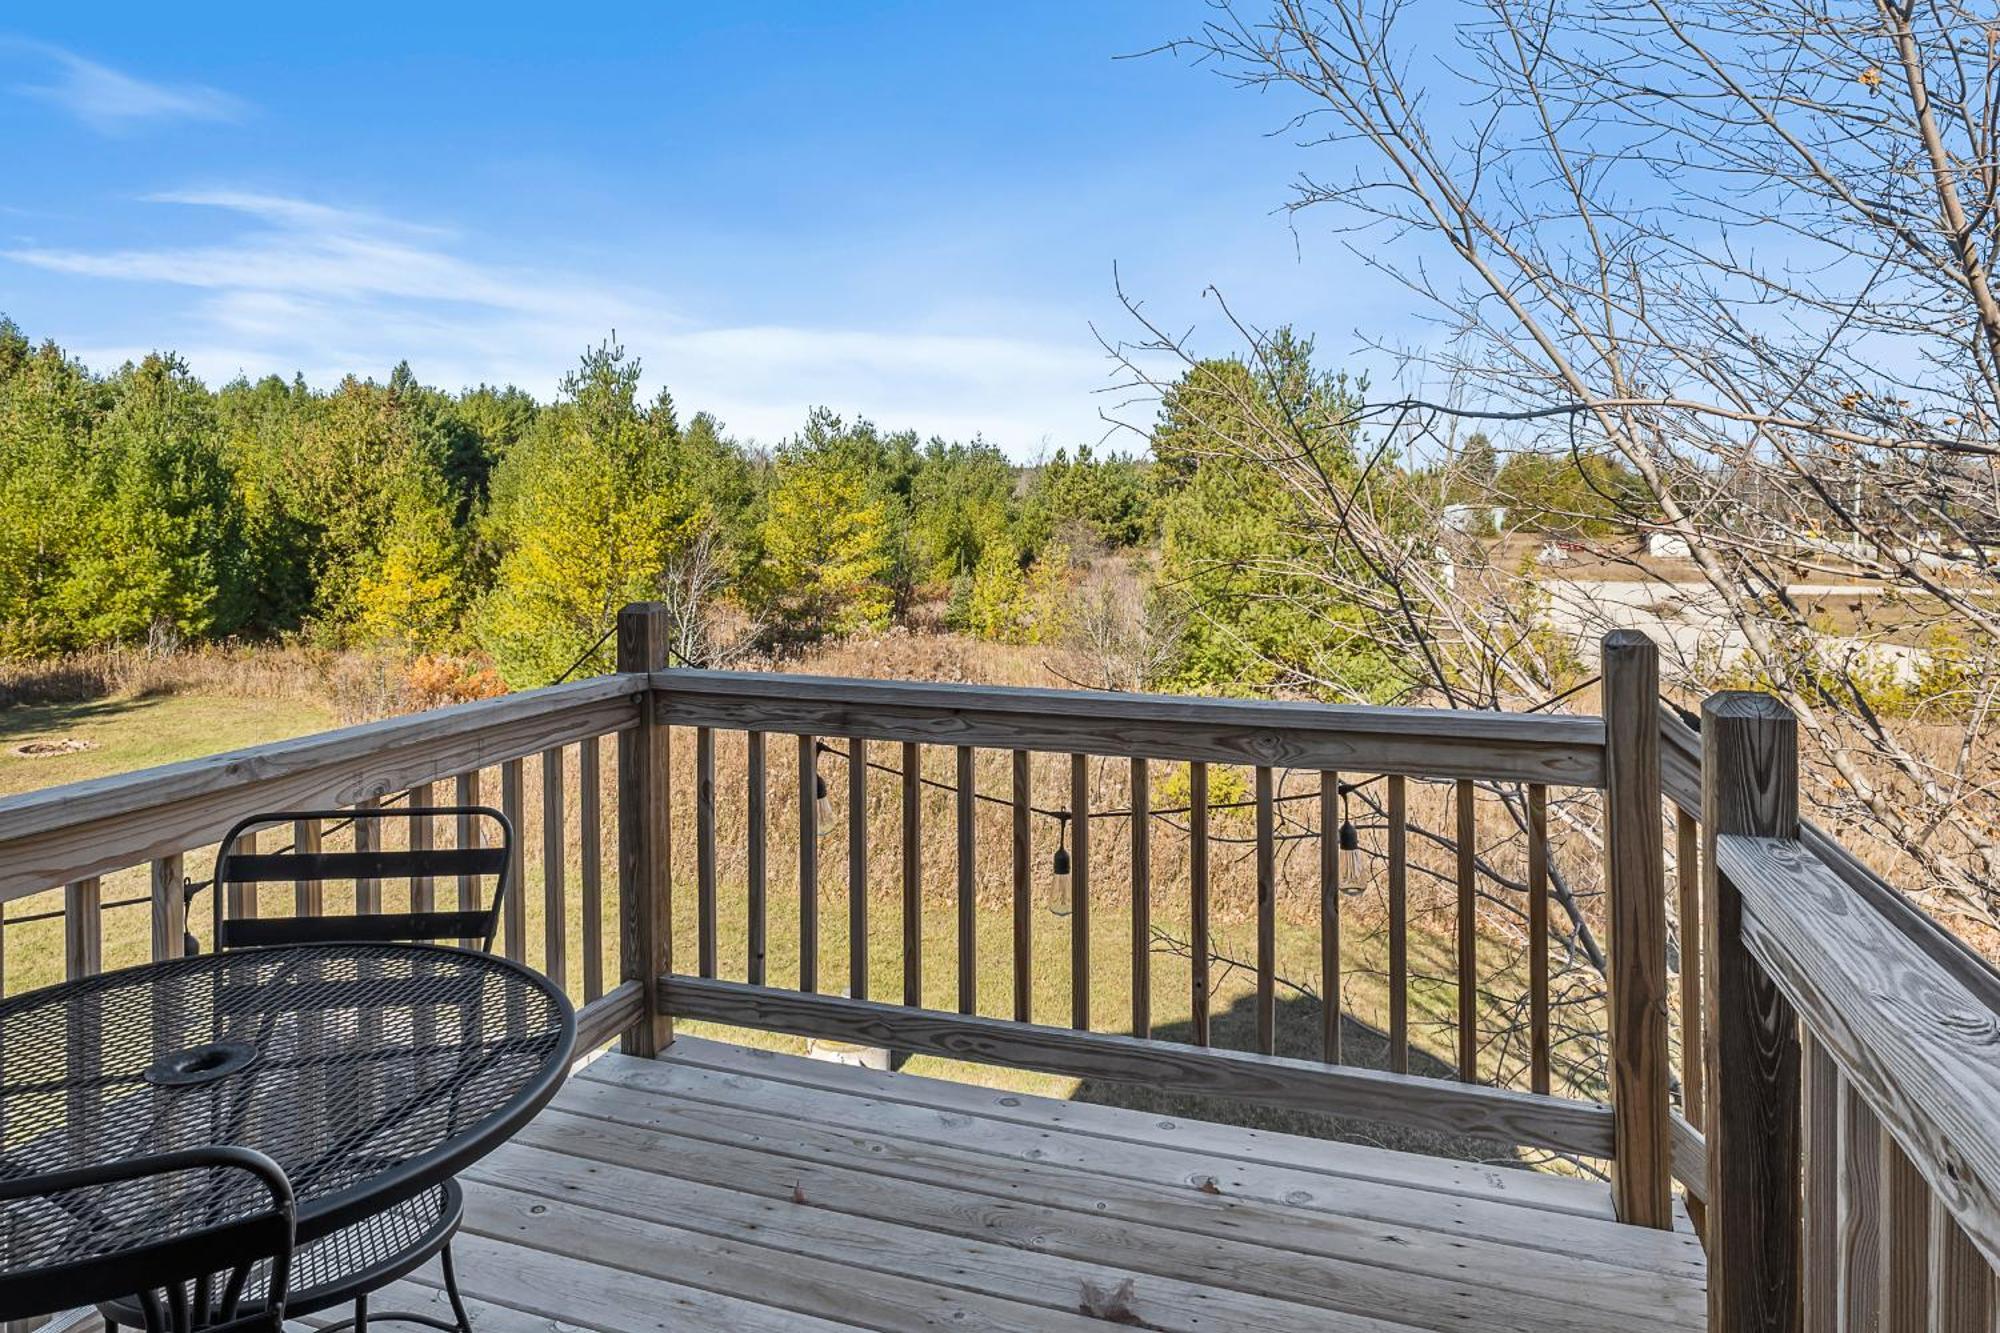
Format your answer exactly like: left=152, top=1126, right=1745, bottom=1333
left=0, top=943, right=574, bottom=1309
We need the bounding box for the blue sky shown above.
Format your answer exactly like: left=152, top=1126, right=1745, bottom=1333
left=0, top=4, right=1405, bottom=455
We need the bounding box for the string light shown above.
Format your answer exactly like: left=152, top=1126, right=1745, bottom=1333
left=1337, top=781, right=1361, bottom=880
left=1051, top=813, right=1072, bottom=896
left=813, top=744, right=833, bottom=835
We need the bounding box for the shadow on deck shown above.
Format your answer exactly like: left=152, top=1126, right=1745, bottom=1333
left=304, top=1035, right=1707, bottom=1333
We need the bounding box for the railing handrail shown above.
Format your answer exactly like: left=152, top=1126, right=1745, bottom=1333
left=653, top=667, right=1609, bottom=786
left=1716, top=831, right=2000, bottom=1272
left=0, top=673, right=646, bottom=904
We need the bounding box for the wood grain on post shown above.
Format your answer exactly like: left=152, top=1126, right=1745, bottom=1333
left=1926, top=1199, right=1994, bottom=1333
left=1605, top=631, right=1672, bottom=1229
left=1454, top=777, right=1478, bottom=1083
left=1319, top=770, right=1341, bottom=1064
left=1701, top=689, right=1801, bottom=1328
left=151, top=852, right=185, bottom=961
left=1387, top=775, right=1408, bottom=1075
left=1130, top=756, right=1151, bottom=1040
left=745, top=731, right=766, bottom=988
left=695, top=727, right=717, bottom=980
left=1011, top=749, right=1031, bottom=1024
left=616, top=603, right=673, bottom=1057
left=1676, top=806, right=1703, bottom=1130
left=498, top=765, right=524, bottom=959
left=452, top=775, right=478, bottom=914
left=901, top=741, right=921, bottom=1009
left=409, top=781, right=434, bottom=914
left=1070, top=753, right=1090, bottom=1032
left=354, top=794, right=381, bottom=916
left=1802, top=1035, right=1838, bottom=1333
left=580, top=739, right=604, bottom=1001
left=542, top=747, right=566, bottom=990
left=1255, top=765, right=1276, bottom=1056
left=798, top=734, right=818, bottom=994
left=64, top=877, right=101, bottom=979
left=295, top=817, right=324, bottom=918
left=955, top=745, right=975, bottom=1015
left=1189, top=761, right=1211, bottom=1048
left=848, top=737, right=868, bottom=1002
left=1838, top=1082, right=1882, bottom=1331
left=1528, top=784, right=1550, bottom=1095
left=1879, top=1134, right=1930, bottom=1333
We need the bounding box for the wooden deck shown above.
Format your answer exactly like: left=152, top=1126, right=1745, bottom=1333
left=305, top=1036, right=1708, bottom=1333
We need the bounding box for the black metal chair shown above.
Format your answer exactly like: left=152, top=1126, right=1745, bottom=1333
left=1, top=1146, right=296, bottom=1333
left=103, top=806, right=515, bottom=1333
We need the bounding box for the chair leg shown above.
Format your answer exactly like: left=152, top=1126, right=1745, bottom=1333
left=439, top=1242, right=473, bottom=1333
left=354, top=1294, right=368, bottom=1333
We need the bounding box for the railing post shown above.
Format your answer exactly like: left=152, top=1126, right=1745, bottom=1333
left=618, top=602, right=674, bottom=1057
left=1701, top=691, right=1801, bottom=1332
left=1602, top=630, right=1673, bottom=1228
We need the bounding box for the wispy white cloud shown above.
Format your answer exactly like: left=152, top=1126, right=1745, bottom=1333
left=7, top=191, right=1111, bottom=452
left=5, top=39, right=245, bottom=134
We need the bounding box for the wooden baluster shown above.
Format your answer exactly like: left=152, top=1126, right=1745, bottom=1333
left=1528, top=783, right=1551, bottom=1095
left=902, top=741, right=921, bottom=1009
left=580, top=739, right=604, bottom=1002
left=1803, top=1035, right=1840, bottom=1333
left=695, top=727, right=717, bottom=980
left=799, top=734, right=819, bottom=994
left=1455, top=778, right=1478, bottom=1081
left=410, top=782, right=435, bottom=914
left=956, top=746, right=976, bottom=1015
left=500, top=761, right=525, bottom=961
left=1011, top=749, right=1031, bottom=1024
left=295, top=818, right=323, bottom=918
left=1608, top=632, right=1672, bottom=1229
left=1838, top=1080, right=1883, bottom=1331
left=1926, top=1200, right=1994, bottom=1333
left=1070, top=753, right=1090, bottom=1031
left=1255, top=765, right=1276, bottom=1056
left=849, top=737, right=869, bottom=1001
left=454, top=773, right=480, bottom=913
left=1130, top=757, right=1151, bottom=1041
left=228, top=827, right=259, bottom=929
left=1676, top=806, right=1702, bottom=1125
left=64, top=877, right=102, bottom=979
left=151, top=852, right=185, bottom=961
left=1702, top=689, right=1802, bottom=1323
left=1189, top=761, right=1211, bottom=1048
left=1387, top=774, right=1408, bottom=1074
left=745, top=731, right=766, bottom=988
left=1879, top=1135, right=1930, bottom=1333
left=616, top=603, right=672, bottom=1056
left=1319, top=770, right=1340, bottom=1064
left=354, top=795, right=381, bottom=915
left=542, top=746, right=567, bottom=990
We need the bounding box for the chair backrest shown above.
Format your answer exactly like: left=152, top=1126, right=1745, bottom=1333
left=0, top=1145, right=295, bottom=1331
left=212, top=806, right=513, bottom=954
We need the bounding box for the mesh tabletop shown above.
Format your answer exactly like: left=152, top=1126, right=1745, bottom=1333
left=0, top=944, right=573, bottom=1282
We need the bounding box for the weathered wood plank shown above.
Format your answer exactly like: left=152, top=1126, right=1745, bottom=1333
left=1388, top=774, right=1408, bottom=1075
left=64, top=877, right=101, bottom=979
left=1702, top=691, right=1802, bottom=1331
left=151, top=852, right=184, bottom=961
left=744, top=730, right=765, bottom=988
left=1839, top=1079, right=1884, bottom=1333
left=1070, top=753, right=1090, bottom=1031
left=408, top=782, right=434, bottom=914
left=955, top=745, right=975, bottom=1016
left=1190, top=760, right=1211, bottom=1048
left=353, top=794, right=381, bottom=915
left=1455, top=777, right=1478, bottom=1083
left=0, top=674, right=640, bottom=904
left=1676, top=804, right=1702, bottom=1128
left=1529, top=783, right=1551, bottom=1095
left=1255, top=764, right=1275, bottom=1056
left=295, top=817, right=323, bottom=918
left=1926, top=1198, right=1995, bottom=1333
left=541, top=747, right=565, bottom=989
left=847, top=736, right=868, bottom=1001
left=1011, top=749, right=1030, bottom=1024
left=798, top=733, right=818, bottom=995
left=1606, top=630, right=1672, bottom=1230
left=498, top=763, right=523, bottom=960
left=1881, top=1133, right=1931, bottom=1333
left=452, top=774, right=478, bottom=914
left=660, top=977, right=1617, bottom=1156
left=1320, top=769, right=1341, bottom=1064
left=576, top=979, right=645, bottom=1052
left=695, top=726, right=716, bottom=980
left=616, top=603, right=672, bottom=1057
left=1804, top=1034, right=1840, bottom=1333
left=1131, top=756, right=1151, bottom=1040
left=901, top=741, right=920, bottom=1009
left=580, top=738, right=604, bottom=1001
left=649, top=668, right=1607, bottom=786
left=1720, top=834, right=2000, bottom=1274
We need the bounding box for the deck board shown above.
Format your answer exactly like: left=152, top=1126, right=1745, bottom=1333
left=436, top=1039, right=1707, bottom=1331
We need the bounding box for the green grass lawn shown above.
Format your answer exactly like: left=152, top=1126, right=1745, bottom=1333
left=0, top=693, right=337, bottom=799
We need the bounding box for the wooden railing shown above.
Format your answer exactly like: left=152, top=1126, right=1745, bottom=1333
left=1668, top=694, right=2000, bottom=1330
left=0, top=669, right=653, bottom=1054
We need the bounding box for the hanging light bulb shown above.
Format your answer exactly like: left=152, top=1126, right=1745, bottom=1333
left=1337, top=784, right=1362, bottom=881
left=814, top=770, right=832, bottom=835
left=1051, top=815, right=1072, bottom=898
